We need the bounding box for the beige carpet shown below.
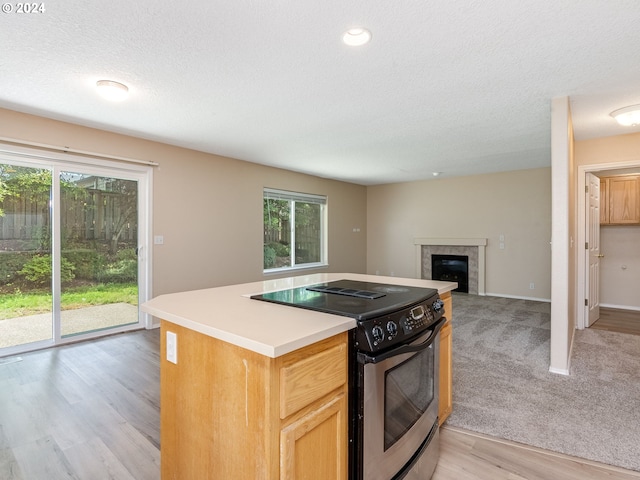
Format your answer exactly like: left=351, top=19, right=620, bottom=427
left=0, top=303, right=138, bottom=349
left=445, top=292, right=640, bottom=472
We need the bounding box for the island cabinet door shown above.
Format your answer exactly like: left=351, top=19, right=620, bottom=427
left=278, top=335, right=349, bottom=480
left=438, top=291, right=453, bottom=425
left=280, top=392, right=347, bottom=480
left=438, top=320, right=452, bottom=424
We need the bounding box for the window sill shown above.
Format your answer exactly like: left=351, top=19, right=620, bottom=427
left=263, top=263, right=329, bottom=276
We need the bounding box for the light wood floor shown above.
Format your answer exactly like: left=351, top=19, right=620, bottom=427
left=2, top=329, right=640, bottom=479
left=0, top=329, right=160, bottom=480
left=435, top=426, right=640, bottom=480
left=591, top=307, right=640, bottom=336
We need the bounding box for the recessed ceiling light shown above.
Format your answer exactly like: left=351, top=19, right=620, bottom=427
left=342, top=28, right=372, bottom=47
left=96, top=80, right=129, bottom=101
left=610, top=105, right=640, bottom=126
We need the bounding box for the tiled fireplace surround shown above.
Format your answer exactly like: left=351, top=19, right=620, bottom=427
left=414, top=238, right=487, bottom=295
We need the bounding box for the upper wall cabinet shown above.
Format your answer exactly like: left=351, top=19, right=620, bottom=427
left=600, top=175, right=640, bottom=225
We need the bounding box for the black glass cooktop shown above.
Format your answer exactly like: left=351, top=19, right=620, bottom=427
left=250, top=279, right=438, bottom=321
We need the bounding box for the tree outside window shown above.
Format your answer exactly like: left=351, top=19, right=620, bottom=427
left=263, top=189, right=326, bottom=271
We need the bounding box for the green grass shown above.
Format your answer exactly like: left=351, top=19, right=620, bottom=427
left=0, top=283, right=138, bottom=320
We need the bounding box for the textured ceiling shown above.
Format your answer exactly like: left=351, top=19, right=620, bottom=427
left=1, top=1, right=640, bottom=185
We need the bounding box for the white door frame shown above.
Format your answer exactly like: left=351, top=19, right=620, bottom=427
left=0, top=143, right=154, bottom=355
left=576, top=159, right=640, bottom=329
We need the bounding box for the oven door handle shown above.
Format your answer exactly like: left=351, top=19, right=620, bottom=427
left=357, top=316, right=446, bottom=365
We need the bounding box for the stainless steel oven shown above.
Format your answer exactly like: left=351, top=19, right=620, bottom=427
left=353, top=316, right=444, bottom=480
left=251, top=279, right=445, bottom=480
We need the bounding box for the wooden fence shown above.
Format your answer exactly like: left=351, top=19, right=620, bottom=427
left=0, top=190, right=136, bottom=246
left=264, top=222, right=321, bottom=263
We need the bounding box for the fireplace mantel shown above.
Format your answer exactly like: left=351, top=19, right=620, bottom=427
left=414, top=238, right=487, bottom=295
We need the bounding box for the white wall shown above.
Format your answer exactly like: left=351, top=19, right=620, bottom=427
left=600, top=226, right=640, bottom=309
left=366, top=168, right=552, bottom=300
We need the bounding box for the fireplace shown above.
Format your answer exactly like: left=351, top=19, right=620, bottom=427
left=432, top=254, right=468, bottom=293
left=414, top=238, right=487, bottom=295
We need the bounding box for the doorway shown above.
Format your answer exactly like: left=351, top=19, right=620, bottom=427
left=0, top=146, right=151, bottom=355
left=576, top=160, right=640, bottom=330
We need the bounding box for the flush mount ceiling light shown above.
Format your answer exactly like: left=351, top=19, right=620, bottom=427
left=610, top=104, right=640, bottom=126
left=342, top=27, right=372, bottom=47
left=432, top=172, right=441, bottom=177
left=96, top=80, right=129, bottom=101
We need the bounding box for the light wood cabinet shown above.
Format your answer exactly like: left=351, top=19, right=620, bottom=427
left=600, top=175, right=640, bottom=225
left=278, top=341, right=348, bottom=480
left=438, top=291, right=453, bottom=425
left=280, top=392, right=347, bottom=480
left=160, top=321, right=348, bottom=480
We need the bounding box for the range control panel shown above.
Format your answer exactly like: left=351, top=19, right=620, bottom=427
left=354, top=294, right=445, bottom=354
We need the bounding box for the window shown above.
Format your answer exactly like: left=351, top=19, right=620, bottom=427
left=263, top=188, right=327, bottom=272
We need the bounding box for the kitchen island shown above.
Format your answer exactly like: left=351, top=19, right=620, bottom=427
left=141, top=273, right=456, bottom=480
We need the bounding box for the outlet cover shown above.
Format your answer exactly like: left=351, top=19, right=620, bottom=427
left=166, top=331, right=177, bottom=364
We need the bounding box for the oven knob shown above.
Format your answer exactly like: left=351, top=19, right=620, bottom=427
left=386, top=321, right=398, bottom=338
left=432, top=299, right=445, bottom=313
left=371, top=326, right=385, bottom=344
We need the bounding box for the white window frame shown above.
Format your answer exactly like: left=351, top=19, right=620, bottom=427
left=263, top=188, right=327, bottom=274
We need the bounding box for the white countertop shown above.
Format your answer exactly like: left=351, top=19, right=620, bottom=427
left=141, top=273, right=457, bottom=358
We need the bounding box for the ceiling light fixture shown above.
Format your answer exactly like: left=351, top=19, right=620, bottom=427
left=342, top=27, right=372, bottom=47
left=96, top=80, right=129, bottom=101
left=432, top=172, right=441, bottom=177
left=610, top=104, right=640, bottom=126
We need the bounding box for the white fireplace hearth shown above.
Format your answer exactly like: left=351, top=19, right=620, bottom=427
left=414, top=238, right=486, bottom=295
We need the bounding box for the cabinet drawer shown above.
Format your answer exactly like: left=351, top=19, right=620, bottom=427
left=280, top=343, right=347, bottom=419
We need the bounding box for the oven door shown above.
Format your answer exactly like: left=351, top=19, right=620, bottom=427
left=358, top=317, right=444, bottom=480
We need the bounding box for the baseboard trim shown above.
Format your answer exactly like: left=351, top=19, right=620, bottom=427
left=600, top=303, right=640, bottom=312
left=484, top=292, right=551, bottom=303
left=549, top=366, right=570, bottom=375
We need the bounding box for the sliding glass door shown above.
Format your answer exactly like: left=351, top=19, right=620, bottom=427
left=0, top=164, right=53, bottom=349
left=0, top=149, right=150, bottom=355
left=60, top=172, right=140, bottom=337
